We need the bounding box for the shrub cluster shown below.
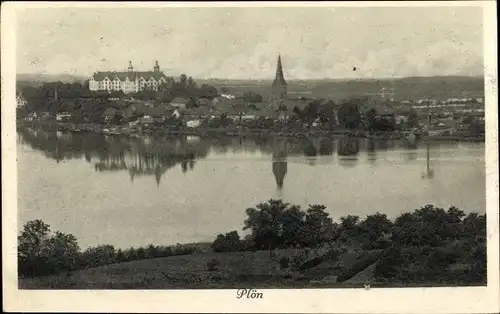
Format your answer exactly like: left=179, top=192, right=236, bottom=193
left=18, top=220, right=196, bottom=278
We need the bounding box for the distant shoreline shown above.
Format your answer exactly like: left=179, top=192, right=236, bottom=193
left=16, top=120, right=485, bottom=142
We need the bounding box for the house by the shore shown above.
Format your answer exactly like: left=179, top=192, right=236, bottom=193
left=170, top=97, right=192, bottom=109
left=102, top=108, right=119, bottom=123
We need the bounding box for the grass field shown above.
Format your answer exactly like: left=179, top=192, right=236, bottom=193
left=19, top=247, right=385, bottom=289
left=19, top=244, right=486, bottom=289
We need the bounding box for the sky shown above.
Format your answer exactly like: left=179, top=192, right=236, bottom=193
left=16, top=5, right=484, bottom=80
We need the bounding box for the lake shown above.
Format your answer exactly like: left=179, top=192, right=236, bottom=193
left=17, top=126, right=485, bottom=250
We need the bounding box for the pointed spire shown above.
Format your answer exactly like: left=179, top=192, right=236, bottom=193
left=272, top=54, right=287, bottom=101
left=275, top=54, right=284, bottom=80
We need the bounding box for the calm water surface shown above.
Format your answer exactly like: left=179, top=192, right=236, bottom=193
left=17, top=126, right=485, bottom=249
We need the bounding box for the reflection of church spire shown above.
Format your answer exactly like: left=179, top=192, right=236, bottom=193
left=155, top=167, right=162, bottom=187
left=272, top=139, right=288, bottom=190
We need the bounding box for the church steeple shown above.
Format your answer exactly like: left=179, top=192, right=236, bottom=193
left=271, top=54, right=287, bottom=102
left=275, top=55, right=285, bottom=81
left=153, top=60, right=160, bottom=73
left=128, top=61, right=134, bottom=72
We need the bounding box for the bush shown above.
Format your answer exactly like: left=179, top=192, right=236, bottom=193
left=80, top=245, right=116, bottom=268
left=18, top=220, right=80, bottom=278
left=211, top=231, right=243, bottom=252
left=279, top=257, right=290, bottom=270
left=291, top=253, right=306, bottom=269
left=207, top=259, right=220, bottom=271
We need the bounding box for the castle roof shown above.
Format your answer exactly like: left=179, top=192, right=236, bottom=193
left=92, top=71, right=167, bottom=81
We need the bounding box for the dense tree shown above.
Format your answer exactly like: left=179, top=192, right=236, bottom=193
left=187, top=76, right=196, bottom=91
left=318, top=102, right=337, bottom=129
left=337, top=100, right=361, bottom=129
left=212, top=231, right=243, bottom=252
left=280, top=205, right=306, bottom=246
left=81, top=244, right=116, bottom=268
left=115, top=249, right=127, bottom=263
left=146, top=244, right=160, bottom=259
left=179, top=74, right=188, bottom=87
left=43, top=231, right=80, bottom=272
left=462, top=213, right=487, bottom=242
left=18, top=220, right=80, bottom=277
left=292, top=100, right=323, bottom=129
left=469, top=120, right=485, bottom=137
left=18, top=220, right=52, bottom=277
left=242, top=91, right=263, bottom=103
left=407, top=109, right=419, bottom=129
left=244, top=199, right=289, bottom=250
left=199, top=84, right=219, bottom=99
left=243, top=200, right=335, bottom=249
left=303, top=205, right=335, bottom=247
left=365, top=108, right=378, bottom=131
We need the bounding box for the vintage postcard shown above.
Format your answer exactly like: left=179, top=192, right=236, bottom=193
left=2, top=1, right=499, bottom=313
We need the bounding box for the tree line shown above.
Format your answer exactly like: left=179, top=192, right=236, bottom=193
left=17, top=220, right=196, bottom=278
left=17, top=74, right=219, bottom=111
left=211, top=200, right=486, bottom=284
left=18, top=201, right=486, bottom=284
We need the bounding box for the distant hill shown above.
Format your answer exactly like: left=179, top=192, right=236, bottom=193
left=17, top=74, right=484, bottom=101
left=199, top=76, right=485, bottom=101
left=16, top=73, right=87, bottom=87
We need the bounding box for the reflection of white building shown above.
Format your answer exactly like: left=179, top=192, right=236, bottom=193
left=89, top=61, right=170, bottom=93
left=56, top=112, right=72, bottom=121
left=186, top=135, right=201, bottom=143
left=186, top=120, right=201, bottom=128
left=221, top=93, right=236, bottom=100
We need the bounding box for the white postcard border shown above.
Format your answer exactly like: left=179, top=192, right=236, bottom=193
left=2, top=1, right=499, bottom=313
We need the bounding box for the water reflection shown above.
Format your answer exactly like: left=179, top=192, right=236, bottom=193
left=337, top=138, right=360, bottom=168
left=17, top=127, right=486, bottom=249
left=272, top=138, right=288, bottom=190
left=422, top=143, right=434, bottom=179
left=18, top=126, right=210, bottom=186
left=319, top=138, right=335, bottom=156
left=302, top=137, right=318, bottom=157
left=366, top=139, right=377, bottom=163
left=17, top=126, right=458, bottom=187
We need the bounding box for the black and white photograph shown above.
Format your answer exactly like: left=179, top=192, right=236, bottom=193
left=2, top=1, right=499, bottom=313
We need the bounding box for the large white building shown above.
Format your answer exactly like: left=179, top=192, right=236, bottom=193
left=89, top=61, right=171, bottom=94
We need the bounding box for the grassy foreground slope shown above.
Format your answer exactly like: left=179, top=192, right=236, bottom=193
left=20, top=248, right=382, bottom=289
left=20, top=245, right=479, bottom=289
